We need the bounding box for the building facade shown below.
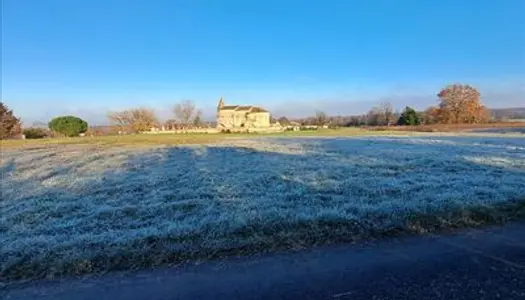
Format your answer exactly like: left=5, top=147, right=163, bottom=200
left=217, top=97, right=271, bottom=130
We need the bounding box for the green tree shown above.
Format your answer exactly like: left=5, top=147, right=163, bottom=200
left=48, top=116, right=88, bottom=137
left=0, top=102, right=22, bottom=139
left=193, top=110, right=203, bottom=127
left=397, top=106, right=421, bottom=126
left=277, top=116, right=291, bottom=126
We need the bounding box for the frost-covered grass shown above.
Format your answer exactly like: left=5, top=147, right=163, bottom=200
left=1, top=136, right=525, bottom=282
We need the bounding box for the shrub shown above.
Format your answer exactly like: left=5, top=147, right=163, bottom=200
left=23, top=128, right=48, bottom=139
left=48, top=116, right=88, bottom=137
left=369, top=126, right=389, bottom=131
left=300, top=126, right=318, bottom=131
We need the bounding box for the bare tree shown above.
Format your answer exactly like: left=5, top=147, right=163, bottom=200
left=379, top=101, right=395, bottom=126
left=173, top=100, right=199, bottom=125
left=107, top=108, right=159, bottom=133
left=365, top=102, right=395, bottom=126
left=314, top=110, right=328, bottom=126
left=366, top=107, right=382, bottom=126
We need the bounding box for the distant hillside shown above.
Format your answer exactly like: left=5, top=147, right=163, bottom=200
left=490, top=107, right=525, bottom=120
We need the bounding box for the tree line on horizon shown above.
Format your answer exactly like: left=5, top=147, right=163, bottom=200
left=293, top=84, right=492, bottom=127
left=1, top=84, right=523, bottom=139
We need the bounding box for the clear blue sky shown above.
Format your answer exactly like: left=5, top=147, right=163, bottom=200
left=3, top=0, right=525, bottom=124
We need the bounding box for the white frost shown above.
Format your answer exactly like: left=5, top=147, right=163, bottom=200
left=1, top=136, right=524, bottom=276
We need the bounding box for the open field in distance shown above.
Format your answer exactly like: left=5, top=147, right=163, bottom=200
left=470, top=127, right=525, bottom=134
left=2, top=124, right=525, bottom=149
left=1, top=134, right=525, bottom=282
left=368, top=122, right=525, bottom=133
left=1, top=128, right=409, bottom=149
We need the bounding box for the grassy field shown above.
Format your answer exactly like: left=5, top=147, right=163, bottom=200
left=368, top=122, right=525, bottom=132
left=3, top=125, right=524, bottom=149
left=1, top=128, right=408, bottom=149
left=1, top=134, right=525, bottom=283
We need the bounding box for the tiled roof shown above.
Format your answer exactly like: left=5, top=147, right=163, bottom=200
left=221, top=105, right=239, bottom=110
left=219, top=104, right=268, bottom=113
left=250, top=106, right=268, bottom=113
left=235, top=106, right=253, bottom=111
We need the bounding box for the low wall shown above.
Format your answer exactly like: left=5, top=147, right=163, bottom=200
left=247, top=127, right=285, bottom=133
left=144, top=128, right=221, bottom=134
left=145, top=127, right=285, bottom=134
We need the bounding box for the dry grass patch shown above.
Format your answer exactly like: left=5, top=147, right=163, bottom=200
left=368, top=122, right=525, bottom=133
left=1, top=128, right=413, bottom=149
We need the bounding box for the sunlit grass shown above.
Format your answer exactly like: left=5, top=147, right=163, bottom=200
left=1, top=128, right=413, bottom=149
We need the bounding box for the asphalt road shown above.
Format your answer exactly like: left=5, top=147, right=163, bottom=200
left=4, top=223, right=525, bottom=300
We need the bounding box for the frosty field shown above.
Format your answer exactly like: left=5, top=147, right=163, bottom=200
left=1, top=135, right=525, bottom=282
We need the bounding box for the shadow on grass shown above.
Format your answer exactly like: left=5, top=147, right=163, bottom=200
left=2, top=137, right=525, bottom=283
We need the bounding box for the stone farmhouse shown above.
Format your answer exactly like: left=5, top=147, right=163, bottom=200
left=216, top=97, right=272, bottom=131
